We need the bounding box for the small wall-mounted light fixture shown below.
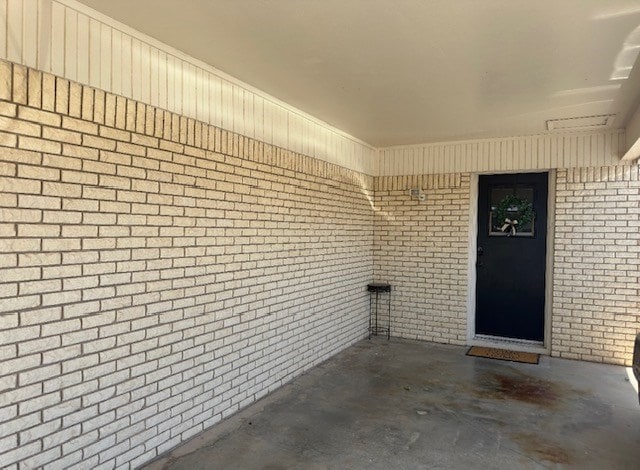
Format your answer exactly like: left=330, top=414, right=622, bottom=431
left=409, top=188, right=426, bottom=202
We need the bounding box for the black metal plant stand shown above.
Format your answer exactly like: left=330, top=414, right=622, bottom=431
left=367, top=283, right=391, bottom=339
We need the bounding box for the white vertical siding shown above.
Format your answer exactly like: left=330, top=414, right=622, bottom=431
left=37, top=0, right=51, bottom=71
left=111, top=28, right=122, bottom=96
left=377, top=130, right=626, bottom=176
left=6, top=0, right=22, bottom=62
left=50, top=1, right=63, bottom=76
left=1, top=0, right=376, bottom=173
left=22, top=0, right=37, bottom=67
left=0, top=1, right=7, bottom=61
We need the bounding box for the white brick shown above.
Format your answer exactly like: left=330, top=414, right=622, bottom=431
left=81, top=434, right=116, bottom=460
left=0, top=434, right=17, bottom=454
left=19, top=391, right=60, bottom=414
left=0, top=441, right=41, bottom=467
left=19, top=363, right=61, bottom=386
left=19, top=418, right=61, bottom=444
left=45, top=449, right=83, bottom=470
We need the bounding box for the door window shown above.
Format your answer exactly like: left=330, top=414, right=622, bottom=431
left=489, top=186, right=535, bottom=237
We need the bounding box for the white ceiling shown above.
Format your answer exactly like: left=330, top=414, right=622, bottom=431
left=76, top=0, right=640, bottom=147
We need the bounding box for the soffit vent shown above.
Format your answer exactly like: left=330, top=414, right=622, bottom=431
left=546, top=114, right=616, bottom=131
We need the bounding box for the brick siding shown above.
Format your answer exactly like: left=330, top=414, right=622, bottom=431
left=373, top=169, right=640, bottom=365
left=0, top=60, right=373, bottom=469
left=372, top=174, right=470, bottom=345
left=1, top=57, right=640, bottom=469
left=552, top=166, right=640, bottom=364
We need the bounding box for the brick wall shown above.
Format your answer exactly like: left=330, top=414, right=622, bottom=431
left=373, top=174, right=470, bottom=345
left=373, top=168, right=640, bottom=366
left=552, top=166, right=640, bottom=364
left=2, top=56, right=640, bottom=469
left=0, top=60, right=374, bottom=468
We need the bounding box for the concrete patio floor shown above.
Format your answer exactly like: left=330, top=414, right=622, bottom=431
left=145, top=338, right=640, bottom=469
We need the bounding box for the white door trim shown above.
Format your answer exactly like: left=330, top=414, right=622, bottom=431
left=465, top=173, right=479, bottom=344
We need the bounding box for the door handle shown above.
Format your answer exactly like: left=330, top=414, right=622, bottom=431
left=477, top=246, right=484, bottom=267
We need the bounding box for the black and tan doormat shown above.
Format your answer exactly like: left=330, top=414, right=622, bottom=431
left=466, top=346, right=539, bottom=364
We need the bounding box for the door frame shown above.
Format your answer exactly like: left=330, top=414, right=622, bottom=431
left=466, top=170, right=555, bottom=353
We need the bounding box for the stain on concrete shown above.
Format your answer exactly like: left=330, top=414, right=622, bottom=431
left=482, top=372, right=560, bottom=407
left=511, top=432, right=571, bottom=464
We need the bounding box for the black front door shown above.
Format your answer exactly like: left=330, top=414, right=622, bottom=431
left=475, top=172, right=548, bottom=341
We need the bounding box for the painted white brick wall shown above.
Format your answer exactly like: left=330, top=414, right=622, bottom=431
left=0, top=60, right=374, bottom=468
left=373, top=169, right=640, bottom=365
left=373, top=174, right=470, bottom=345
left=2, top=57, right=639, bottom=469
left=552, top=166, right=640, bottom=364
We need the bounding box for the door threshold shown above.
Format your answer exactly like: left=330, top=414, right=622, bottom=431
left=471, top=334, right=548, bottom=354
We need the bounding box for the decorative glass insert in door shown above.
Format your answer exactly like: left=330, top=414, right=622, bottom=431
left=489, top=186, right=535, bottom=237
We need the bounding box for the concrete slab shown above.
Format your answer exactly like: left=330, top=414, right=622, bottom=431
left=145, top=339, right=640, bottom=469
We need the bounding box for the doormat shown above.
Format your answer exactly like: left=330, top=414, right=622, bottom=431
left=466, top=346, right=539, bottom=364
